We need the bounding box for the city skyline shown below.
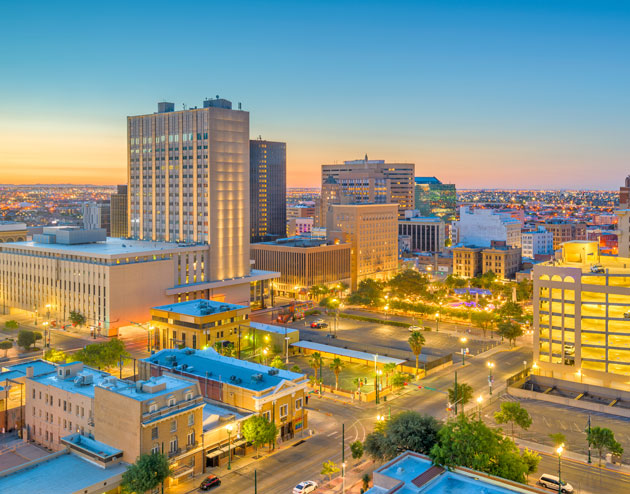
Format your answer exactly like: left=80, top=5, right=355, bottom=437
left=1, top=1, right=629, bottom=188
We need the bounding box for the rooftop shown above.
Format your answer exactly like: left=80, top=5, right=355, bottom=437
left=0, top=451, right=128, bottom=494
left=31, top=365, right=110, bottom=398
left=255, top=236, right=343, bottom=248
left=152, top=299, right=247, bottom=317
left=0, top=360, right=56, bottom=379
left=144, top=348, right=305, bottom=392
left=202, top=400, right=253, bottom=432
left=414, top=177, right=442, bottom=185
left=61, top=433, right=122, bottom=460
left=291, top=341, right=406, bottom=366
left=250, top=321, right=299, bottom=336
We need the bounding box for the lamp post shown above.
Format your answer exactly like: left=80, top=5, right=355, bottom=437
left=263, top=348, right=268, bottom=366
left=476, top=395, right=483, bottom=421
left=487, top=362, right=494, bottom=395
left=556, top=445, right=563, bottom=494
left=226, top=424, right=233, bottom=470
left=42, top=322, right=49, bottom=354
left=587, top=415, right=592, bottom=464
left=435, top=312, right=440, bottom=332
left=375, top=369, right=382, bottom=404
left=342, top=462, right=346, bottom=494
left=460, top=337, right=467, bottom=366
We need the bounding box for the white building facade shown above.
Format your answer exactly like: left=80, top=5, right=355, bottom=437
left=451, top=206, right=521, bottom=248
left=522, top=226, right=554, bottom=258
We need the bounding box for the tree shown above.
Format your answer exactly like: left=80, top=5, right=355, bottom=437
left=448, top=383, right=473, bottom=411
left=44, top=348, right=68, bottom=363
left=4, top=320, right=19, bottom=330
left=494, top=402, right=532, bottom=438
left=347, top=279, right=384, bottom=307
left=121, top=452, right=170, bottom=494
left=383, top=362, right=397, bottom=387
left=390, top=372, right=407, bottom=390
left=17, top=330, right=40, bottom=351
left=308, top=352, right=323, bottom=378
left=521, top=448, right=541, bottom=481
left=430, top=414, right=529, bottom=483
left=588, top=426, right=623, bottom=466
left=516, top=280, right=533, bottom=302
left=69, top=310, right=86, bottom=327
left=364, top=431, right=395, bottom=462
left=242, top=415, right=278, bottom=455
left=72, top=339, right=130, bottom=371
left=408, top=331, right=426, bottom=377
left=498, top=301, right=523, bottom=320
left=329, top=357, right=344, bottom=390
left=444, top=275, right=467, bottom=289
left=388, top=270, right=429, bottom=299
left=497, top=320, right=524, bottom=347
left=471, top=311, right=495, bottom=338
left=0, top=340, right=12, bottom=358
left=291, top=364, right=301, bottom=373
left=362, top=474, right=371, bottom=492
left=321, top=460, right=340, bottom=481
left=549, top=433, right=566, bottom=447
left=270, top=356, right=287, bottom=370
left=350, top=440, right=364, bottom=461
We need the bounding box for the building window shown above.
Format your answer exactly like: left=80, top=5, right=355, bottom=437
left=188, top=413, right=194, bottom=426
left=149, top=402, right=157, bottom=413
left=170, top=436, right=178, bottom=453
left=187, top=430, right=195, bottom=446
left=295, top=398, right=303, bottom=411
left=168, top=396, right=175, bottom=407
left=185, top=392, right=192, bottom=402
left=279, top=404, right=288, bottom=418
left=151, top=443, right=160, bottom=454
left=152, top=427, right=159, bottom=440
left=262, top=411, right=271, bottom=422
left=170, top=420, right=177, bottom=432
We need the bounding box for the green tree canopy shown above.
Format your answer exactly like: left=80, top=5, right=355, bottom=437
left=329, top=357, right=345, bottom=390
left=351, top=440, right=364, bottom=460
left=521, top=448, right=541, bottom=480
left=448, top=383, right=473, bottom=410
left=321, top=460, right=340, bottom=481
left=430, top=414, right=529, bottom=484
left=17, top=330, right=40, bottom=351
left=498, top=301, right=523, bottom=320
left=44, top=348, right=68, bottom=363
left=69, top=311, right=86, bottom=327
left=390, top=372, right=408, bottom=389
left=242, top=415, right=278, bottom=454
left=0, top=340, right=12, bottom=357
left=444, top=275, right=467, bottom=289
left=549, top=433, right=566, bottom=447
left=72, top=338, right=130, bottom=371
left=588, top=426, right=623, bottom=466
left=121, top=453, right=170, bottom=494
left=497, top=320, right=524, bottom=347
left=494, top=401, right=532, bottom=438
left=270, top=356, right=287, bottom=370
left=347, top=279, right=384, bottom=307
left=471, top=311, right=496, bottom=338
left=388, top=270, right=430, bottom=299
left=4, top=320, right=19, bottom=330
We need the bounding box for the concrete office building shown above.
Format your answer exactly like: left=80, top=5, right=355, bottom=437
left=398, top=210, right=446, bottom=253
left=452, top=246, right=483, bottom=278
left=452, top=206, right=521, bottom=248
left=140, top=348, right=308, bottom=441
left=327, top=203, right=398, bottom=289
left=321, top=156, right=415, bottom=219
left=251, top=237, right=352, bottom=297
left=617, top=209, right=630, bottom=257
left=82, top=202, right=110, bottom=235
left=110, top=184, right=128, bottom=238
left=534, top=241, right=630, bottom=388
left=481, top=242, right=522, bottom=280
left=537, top=220, right=587, bottom=251
left=250, top=139, right=286, bottom=242
left=0, top=228, right=272, bottom=334
left=522, top=226, right=554, bottom=258
left=127, top=98, right=249, bottom=282
left=287, top=217, right=313, bottom=236
left=413, top=176, right=456, bottom=220
left=0, top=221, right=27, bottom=243
left=287, top=204, right=316, bottom=219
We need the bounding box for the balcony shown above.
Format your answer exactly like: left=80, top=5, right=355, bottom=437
left=168, top=447, right=181, bottom=459
left=185, top=441, right=198, bottom=451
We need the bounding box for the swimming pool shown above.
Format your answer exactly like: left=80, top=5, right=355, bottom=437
left=419, top=472, right=522, bottom=494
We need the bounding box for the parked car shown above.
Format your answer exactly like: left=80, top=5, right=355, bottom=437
left=564, top=344, right=575, bottom=355
left=591, top=264, right=605, bottom=274
left=311, top=322, right=328, bottom=329
left=538, top=474, right=573, bottom=493
left=293, top=480, right=318, bottom=494
left=199, top=474, right=221, bottom=490
left=408, top=325, right=422, bottom=332
left=624, top=311, right=630, bottom=319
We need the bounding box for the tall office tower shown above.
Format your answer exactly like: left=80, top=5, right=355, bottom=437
left=321, top=156, right=415, bottom=219
left=250, top=139, right=286, bottom=242
left=110, top=184, right=128, bottom=238
left=81, top=202, right=110, bottom=235
left=127, top=98, right=250, bottom=281
left=414, top=176, right=456, bottom=221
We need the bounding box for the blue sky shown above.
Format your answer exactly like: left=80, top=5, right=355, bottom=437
left=1, top=0, right=629, bottom=188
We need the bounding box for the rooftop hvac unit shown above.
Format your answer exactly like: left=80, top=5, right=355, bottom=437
left=268, top=369, right=279, bottom=376
left=251, top=373, right=263, bottom=382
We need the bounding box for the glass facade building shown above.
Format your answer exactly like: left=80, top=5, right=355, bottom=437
left=413, top=177, right=456, bottom=221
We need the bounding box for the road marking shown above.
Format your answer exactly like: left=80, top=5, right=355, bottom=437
left=327, top=431, right=338, bottom=437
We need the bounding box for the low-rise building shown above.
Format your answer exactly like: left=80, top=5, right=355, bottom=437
left=452, top=245, right=483, bottom=278
left=522, top=226, right=554, bottom=258
left=250, top=237, right=351, bottom=298
left=140, top=348, right=308, bottom=441
left=482, top=242, right=522, bottom=280
left=537, top=220, right=587, bottom=251
left=0, top=221, right=27, bottom=243
left=398, top=211, right=446, bottom=253
left=287, top=217, right=314, bottom=236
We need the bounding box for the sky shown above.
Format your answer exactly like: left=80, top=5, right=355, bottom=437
left=0, top=0, right=629, bottom=189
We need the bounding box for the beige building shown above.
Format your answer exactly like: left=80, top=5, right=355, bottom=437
left=251, top=237, right=351, bottom=297
left=141, top=348, right=308, bottom=441
left=616, top=209, right=630, bottom=257
left=481, top=243, right=522, bottom=280
left=327, top=203, right=399, bottom=289
left=0, top=221, right=27, bottom=243
left=537, top=221, right=587, bottom=251
left=452, top=246, right=483, bottom=278
left=534, top=241, right=630, bottom=388
left=128, top=98, right=250, bottom=283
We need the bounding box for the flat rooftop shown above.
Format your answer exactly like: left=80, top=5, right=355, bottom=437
left=202, top=400, right=253, bottom=432
left=0, top=451, right=128, bottom=494
left=145, top=348, right=305, bottom=392
left=254, top=236, right=343, bottom=248
left=250, top=321, right=299, bottom=336
left=1, top=237, right=204, bottom=258
left=31, top=366, right=111, bottom=398
left=1, top=360, right=56, bottom=380
left=291, top=341, right=406, bottom=366
left=153, top=299, right=247, bottom=317
left=61, top=433, right=122, bottom=459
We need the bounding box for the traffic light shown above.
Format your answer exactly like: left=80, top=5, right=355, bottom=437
left=417, top=385, right=423, bottom=389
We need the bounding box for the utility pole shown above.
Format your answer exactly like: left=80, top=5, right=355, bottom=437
left=587, top=414, right=592, bottom=464
left=254, top=469, right=257, bottom=494
left=453, top=371, right=458, bottom=415
left=342, top=423, right=345, bottom=464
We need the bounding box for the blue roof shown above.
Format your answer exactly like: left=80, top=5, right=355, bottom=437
left=415, top=177, right=442, bottom=185
left=152, top=299, right=246, bottom=317
left=31, top=366, right=111, bottom=398
left=0, top=452, right=129, bottom=494
left=144, top=348, right=305, bottom=392
left=1, top=359, right=56, bottom=377
left=61, top=433, right=122, bottom=459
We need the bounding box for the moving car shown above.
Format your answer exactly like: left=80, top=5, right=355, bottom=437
left=293, top=480, right=318, bottom=494
left=408, top=325, right=422, bottom=332
left=538, top=474, right=573, bottom=493
left=199, top=474, right=221, bottom=490
left=311, top=322, right=328, bottom=329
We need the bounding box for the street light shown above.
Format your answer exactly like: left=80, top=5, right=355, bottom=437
left=460, top=337, right=467, bottom=366
left=226, top=423, right=233, bottom=470
left=42, top=321, right=49, bottom=353
left=342, top=462, right=346, bottom=494
left=262, top=348, right=268, bottom=365
left=556, top=444, right=564, bottom=494
left=435, top=312, right=440, bottom=332
left=375, top=369, right=383, bottom=404
left=487, top=361, right=495, bottom=395
left=476, top=395, right=483, bottom=421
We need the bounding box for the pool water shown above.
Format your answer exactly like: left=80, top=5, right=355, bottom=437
left=420, top=472, right=520, bottom=494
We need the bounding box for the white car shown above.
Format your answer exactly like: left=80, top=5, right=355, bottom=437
left=408, top=325, right=422, bottom=332
left=538, top=474, right=574, bottom=493
left=293, top=481, right=318, bottom=494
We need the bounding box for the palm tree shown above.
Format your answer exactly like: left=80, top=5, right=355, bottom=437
left=408, top=331, right=426, bottom=377
left=308, top=352, right=323, bottom=379
left=329, top=357, right=345, bottom=390
left=383, top=362, right=397, bottom=387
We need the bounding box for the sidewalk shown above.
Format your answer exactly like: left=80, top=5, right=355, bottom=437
left=317, top=459, right=375, bottom=493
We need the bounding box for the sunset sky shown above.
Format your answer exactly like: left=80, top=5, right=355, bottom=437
left=1, top=0, right=629, bottom=189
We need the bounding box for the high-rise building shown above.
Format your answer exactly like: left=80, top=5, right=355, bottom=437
left=534, top=241, right=630, bottom=388
left=452, top=206, right=522, bottom=248
left=327, top=203, right=398, bottom=289
left=413, top=177, right=456, bottom=220
left=321, top=156, right=414, bottom=220
left=250, top=139, right=286, bottom=242
left=81, top=202, right=110, bottom=235
left=127, top=98, right=249, bottom=281
left=110, top=184, right=128, bottom=238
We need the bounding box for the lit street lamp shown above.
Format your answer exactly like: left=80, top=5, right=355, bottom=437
left=263, top=348, right=268, bottom=365
left=435, top=312, right=440, bottom=332
left=556, top=444, right=564, bottom=493
left=375, top=369, right=383, bottom=404
left=226, top=423, right=233, bottom=470
left=342, top=462, right=346, bottom=493
left=487, top=361, right=495, bottom=395
left=460, top=337, right=467, bottom=366
left=476, top=395, right=483, bottom=421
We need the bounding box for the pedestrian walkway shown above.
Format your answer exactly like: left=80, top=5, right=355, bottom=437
left=316, top=459, right=375, bottom=494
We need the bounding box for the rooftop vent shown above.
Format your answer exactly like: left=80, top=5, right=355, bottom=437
left=268, top=369, right=279, bottom=376
left=251, top=373, right=264, bottom=382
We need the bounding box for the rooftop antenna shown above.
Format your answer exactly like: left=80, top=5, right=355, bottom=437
left=183, top=103, right=187, bottom=110
left=216, top=94, right=219, bottom=99
left=238, top=102, right=242, bottom=110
